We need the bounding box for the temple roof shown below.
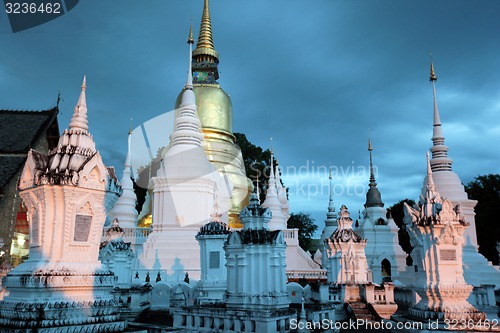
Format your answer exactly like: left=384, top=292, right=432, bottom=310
left=0, top=107, right=59, bottom=191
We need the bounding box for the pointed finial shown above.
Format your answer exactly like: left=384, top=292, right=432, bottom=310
left=194, top=0, right=218, bottom=56
left=269, top=140, right=275, bottom=179
left=429, top=54, right=437, bottom=82
left=327, top=164, right=335, bottom=214
left=186, top=27, right=193, bottom=89
left=430, top=60, right=441, bottom=127
left=187, top=21, right=194, bottom=44
left=180, top=25, right=195, bottom=105
left=428, top=58, right=452, bottom=172
left=69, top=75, right=89, bottom=131
left=192, top=0, right=219, bottom=83
left=125, top=120, right=133, bottom=168
left=368, top=138, right=375, bottom=184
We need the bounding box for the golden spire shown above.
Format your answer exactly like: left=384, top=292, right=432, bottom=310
left=193, top=0, right=219, bottom=59
left=430, top=61, right=437, bottom=81
left=188, top=21, right=194, bottom=44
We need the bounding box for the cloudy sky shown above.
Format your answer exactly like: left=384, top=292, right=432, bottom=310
left=1, top=0, right=499, bottom=227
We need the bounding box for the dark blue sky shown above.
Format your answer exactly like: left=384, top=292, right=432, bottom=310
left=2, top=0, right=500, bottom=226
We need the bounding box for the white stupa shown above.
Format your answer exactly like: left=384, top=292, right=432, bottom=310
left=261, top=151, right=287, bottom=230
left=426, top=62, right=500, bottom=288
left=139, top=27, right=229, bottom=281
left=404, top=154, right=486, bottom=322
left=109, top=127, right=138, bottom=230
left=0, top=77, right=125, bottom=332
left=261, top=152, right=321, bottom=273
left=275, top=162, right=290, bottom=220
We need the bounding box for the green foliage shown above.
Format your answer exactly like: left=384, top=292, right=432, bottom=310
left=465, top=174, right=500, bottom=265
left=234, top=132, right=273, bottom=202
left=388, top=199, right=416, bottom=255
left=287, top=212, right=318, bottom=252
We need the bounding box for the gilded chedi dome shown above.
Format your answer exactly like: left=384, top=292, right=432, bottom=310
left=176, top=85, right=232, bottom=140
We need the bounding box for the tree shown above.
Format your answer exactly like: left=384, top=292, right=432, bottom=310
left=465, top=174, right=500, bottom=265
left=388, top=199, right=415, bottom=255
left=287, top=212, right=318, bottom=252
left=234, top=132, right=274, bottom=202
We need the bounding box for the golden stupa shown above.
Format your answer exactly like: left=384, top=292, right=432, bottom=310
left=175, top=0, right=252, bottom=228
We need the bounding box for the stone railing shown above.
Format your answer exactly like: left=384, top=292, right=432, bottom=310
left=328, top=287, right=342, bottom=303
left=286, top=269, right=327, bottom=281
left=282, top=228, right=299, bottom=246
left=362, top=283, right=396, bottom=304
left=131, top=268, right=201, bottom=284
left=102, top=227, right=151, bottom=239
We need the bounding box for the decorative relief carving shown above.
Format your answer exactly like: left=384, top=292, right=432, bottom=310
left=436, top=223, right=459, bottom=245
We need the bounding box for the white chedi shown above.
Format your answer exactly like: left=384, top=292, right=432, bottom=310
left=140, top=32, right=231, bottom=281
left=109, top=129, right=138, bottom=229
left=262, top=152, right=287, bottom=231
left=425, top=63, right=500, bottom=289
left=403, top=154, right=485, bottom=322
left=0, top=77, right=125, bottom=332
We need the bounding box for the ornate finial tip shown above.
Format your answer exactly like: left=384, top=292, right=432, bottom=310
left=429, top=62, right=437, bottom=82
left=82, top=75, right=87, bottom=90
left=187, top=22, right=194, bottom=44
left=368, top=138, right=373, bottom=151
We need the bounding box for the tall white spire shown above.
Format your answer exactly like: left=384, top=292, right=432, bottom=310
left=429, top=62, right=453, bottom=172
left=170, top=26, right=203, bottom=148
left=275, top=158, right=290, bottom=220
left=69, top=76, right=89, bottom=131
left=430, top=62, right=443, bottom=139
left=262, top=146, right=286, bottom=230
left=109, top=124, right=138, bottom=229
left=326, top=167, right=336, bottom=223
